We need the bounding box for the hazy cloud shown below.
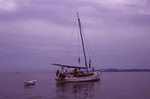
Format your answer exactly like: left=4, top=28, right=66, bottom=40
left=0, top=0, right=150, bottom=72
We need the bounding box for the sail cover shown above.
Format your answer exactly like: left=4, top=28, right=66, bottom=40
left=52, top=63, right=87, bottom=69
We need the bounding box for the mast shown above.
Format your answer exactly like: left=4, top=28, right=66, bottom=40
left=77, top=12, right=88, bottom=72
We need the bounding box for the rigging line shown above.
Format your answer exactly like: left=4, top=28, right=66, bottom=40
left=83, top=31, right=98, bottom=68
left=84, top=34, right=99, bottom=69
left=81, top=25, right=90, bottom=58
left=81, top=24, right=99, bottom=69
left=81, top=26, right=91, bottom=66
left=79, top=23, right=91, bottom=58
left=62, top=16, right=77, bottom=64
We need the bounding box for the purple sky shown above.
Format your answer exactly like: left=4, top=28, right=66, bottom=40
left=0, top=0, right=150, bottom=72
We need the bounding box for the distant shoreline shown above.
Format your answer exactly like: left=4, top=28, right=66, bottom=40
left=99, top=69, right=150, bottom=72
left=1, top=69, right=150, bottom=73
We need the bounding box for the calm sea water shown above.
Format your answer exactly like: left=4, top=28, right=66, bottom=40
left=0, top=72, right=150, bottom=99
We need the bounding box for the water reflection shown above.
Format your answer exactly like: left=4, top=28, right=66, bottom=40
left=56, top=81, right=100, bottom=99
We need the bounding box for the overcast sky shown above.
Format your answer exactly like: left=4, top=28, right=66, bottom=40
left=0, top=0, right=150, bottom=72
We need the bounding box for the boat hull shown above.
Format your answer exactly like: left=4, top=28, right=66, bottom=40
left=24, top=80, right=36, bottom=86
left=55, top=71, right=100, bottom=83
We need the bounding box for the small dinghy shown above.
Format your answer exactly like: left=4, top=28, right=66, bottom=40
left=24, top=80, right=36, bottom=86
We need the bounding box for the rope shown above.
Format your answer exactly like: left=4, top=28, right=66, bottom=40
left=80, top=24, right=99, bottom=70
left=62, top=14, right=99, bottom=71
left=62, top=16, right=77, bottom=64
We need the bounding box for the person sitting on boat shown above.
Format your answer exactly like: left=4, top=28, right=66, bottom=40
left=72, top=68, right=77, bottom=77
left=92, top=67, right=94, bottom=71
left=58, top=72, right=66, bottom=81
left=64, top=69, right=69, bottom=77
left=56, top=70, right=59, bottom=77
left=77, top=69, right=82, bottom=76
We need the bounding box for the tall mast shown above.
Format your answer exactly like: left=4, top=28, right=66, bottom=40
left=77, top=12, right=88, bottom=72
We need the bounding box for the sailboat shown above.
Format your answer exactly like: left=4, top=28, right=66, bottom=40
left=52, top=12, right=100, bottom=83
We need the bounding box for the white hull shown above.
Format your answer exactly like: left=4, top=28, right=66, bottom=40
left=24, top=80, right=36, bottom=86
left=55, top=71, right=100, bottom=83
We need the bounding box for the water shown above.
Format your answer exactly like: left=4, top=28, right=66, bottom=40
left=0, top=72, right=150, bottom=99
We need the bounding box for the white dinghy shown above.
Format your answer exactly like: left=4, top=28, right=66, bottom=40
left=24, top=80, right=36, bottom=86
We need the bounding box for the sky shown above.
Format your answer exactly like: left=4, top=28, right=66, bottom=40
left=0, top=0, right=150, bottom=72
